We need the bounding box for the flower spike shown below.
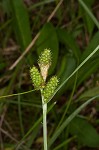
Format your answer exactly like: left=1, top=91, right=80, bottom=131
left=30, top=66, right=44, bottom=89
left=42, top=76, right=59, bottom=103
left=38, top=48, right=51, bottom=66
left=38, top=49, right=52, bottom=81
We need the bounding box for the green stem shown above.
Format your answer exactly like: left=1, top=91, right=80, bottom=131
left=43, top=102, right=47, bottom=150
left=41, top=89, right=47, bottom=150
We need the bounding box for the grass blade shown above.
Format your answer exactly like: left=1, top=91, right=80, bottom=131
left=10, top=0, right=33, bottom=64
left=0, top=89, right=36, bottom=100
left=78, top=0, right=99, bottom=29
left=48, top=94, right=99, bottom=148
left=48, top=45, right=99, bottom=103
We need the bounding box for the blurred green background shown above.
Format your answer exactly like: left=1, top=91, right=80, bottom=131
left=0, top=0, right=99, bottom=149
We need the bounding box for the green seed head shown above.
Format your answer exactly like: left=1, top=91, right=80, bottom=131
left=30, top=66, right=44, bottom=89
left=38, top=48, right=51, bottom=66
left=38, top=49, right=52, bottom=81
left=42, top=76, right=59, bottom=102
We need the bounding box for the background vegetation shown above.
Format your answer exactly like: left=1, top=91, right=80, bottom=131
left=0, top=0, right=99, bottom=149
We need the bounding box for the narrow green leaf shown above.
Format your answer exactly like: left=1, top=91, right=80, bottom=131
left=10, top=0, right=32, bottom=49
left=56, top=55, right=76, bottom=96
left=53, top=136, right=76, bottom=150
left=2, top=0, right=11, bottom=15
left=48, top=45, right=99, bottom=103
left=57, top=28, right=81, bottom=61
left=77, top=58, right=99, bottom=86
left=69, top=117, right=99, bottom=147
left=78, top=0, right=99, bottom=29
left=57, top=54, right=67, bottom=78
left=10, top=0, right=33, bottom=64
left=36, top=22, right=59, bottom=74
left=29, top=0, right=55, bottom=10
left=79, top=86, right=99, bottom=100
left=48, top=95, right=99, bottom=148
left=0, top=89, right=36, bottom=100
left=79, top=0, right=95, bottom=35
left=75, top=32, right=99, bottom=86
left=81, top=32, right=99, bottom=61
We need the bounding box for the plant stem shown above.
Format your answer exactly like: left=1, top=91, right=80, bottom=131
left=41, top=89, right=47, bottom=150
left=43, top=102, right=47, bottom=150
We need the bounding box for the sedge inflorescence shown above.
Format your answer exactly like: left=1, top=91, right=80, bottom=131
left=30, top=48, right=59, bottom=103
left=38, top=49, right=51, bottom=81
left=38, top=48, right=51, bottom=66
left=30, top=66, right=44, bottom=89
left=42, top=76, right=59, bottom=102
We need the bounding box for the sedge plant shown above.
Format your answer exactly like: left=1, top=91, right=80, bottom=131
left=30, top=49, right=59, bottom=150
left=0, top=45, right=99, bottom=149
